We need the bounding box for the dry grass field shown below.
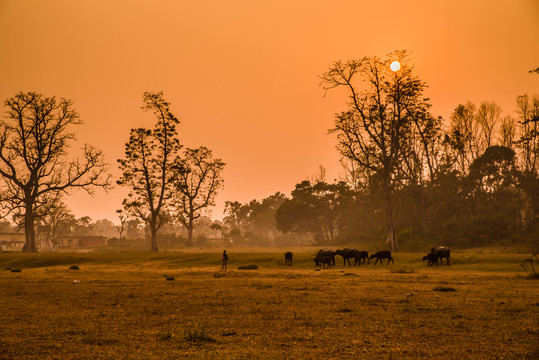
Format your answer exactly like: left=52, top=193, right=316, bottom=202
left=0, top=249, right=537, bottom=359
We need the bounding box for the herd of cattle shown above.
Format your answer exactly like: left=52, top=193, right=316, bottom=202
left=283, top=246, right=451, bottom=268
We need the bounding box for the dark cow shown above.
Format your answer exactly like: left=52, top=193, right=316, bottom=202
left=284, top=252, right=293, bottom=266
left=422, top=252, right=438, bottom=266
left=336, top=248, right=358, bottom=266
left=369, top=250, right=394, bottom=265
left=432, top=246, right=451, bottom=266
left=356, top=251, right=369, bottom=265
left=321, top=255, right=333, bottom=269
left=314, top=249, right=336, bottom=267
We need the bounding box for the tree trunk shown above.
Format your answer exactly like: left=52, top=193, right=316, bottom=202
left=384, top=188, right=398, bottom=252
left=186, top=216, right=194, bottom=247
left=22, top=203, right=38, bottom=253
left=150, top=221, right=159, bottom=252
left=419, top=187, right=429, bottom=234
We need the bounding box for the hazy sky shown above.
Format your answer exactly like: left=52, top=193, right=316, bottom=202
left=1, top=0, right=538, bottom=223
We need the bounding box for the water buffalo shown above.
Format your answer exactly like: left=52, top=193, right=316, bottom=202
left=422, top=252, right=438, bottom=266
left=369, top=250, right=394, bottom=265
left=314, top=249, right=336, bottom=267
left=321, top=255, right=333, bottom=269
left=432, top=246, right=451, bottom=266
left=336, top=248, right=358, bottom=266
left=356, top=251, right=369, bottom=265
left=284, top=252, right=293, bottom=266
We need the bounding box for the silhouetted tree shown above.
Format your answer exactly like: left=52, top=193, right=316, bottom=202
left=172, top=146, right=225, bottom=246
left=210, top=222, right=224, bottom=238
left=40, top=201, right=73, bottom=248
left=515, top=94, right=539, bottom=173
left=223, top=201, right=242, bottom=229
left=116, top=209, right=128, bottom=239
left=242, top=192, right=287, bottom=244
left=469, top=146, right=518, bottom=194
left=276, top=181, right=352, bottom=244
left=476, top=101, right=502, bottom=149
left=399, top=110, right=451, bottom=234
left=0, top=92, right=111, bottom=252
left=463, top=146, right=520, bottom=244
left=125, top=218, right=145, bottom=239
left=447, top=102, right=481, bottom=175
left=117, top=92, right=182, bottom=252
left=322, top=50, right=430, bottom=251
left=500, top=115, right=517, bottom=148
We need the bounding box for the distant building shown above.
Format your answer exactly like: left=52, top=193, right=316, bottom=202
left=0, top=233, right=25, bottom=251
left=55, top=236, right=107, bottom=248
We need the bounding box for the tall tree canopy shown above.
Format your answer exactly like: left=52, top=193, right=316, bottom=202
left=117, top=92, right=182, bottom=252
left=276, top=181, right=353, bottom=244
left=0, top=92, right=110, bottom=252
left=321, top=50, right=433, bottom=251
left=173, top=146, right=225, bottom=246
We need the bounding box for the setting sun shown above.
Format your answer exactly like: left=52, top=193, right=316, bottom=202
left=390, top=60, right=401, bottom=72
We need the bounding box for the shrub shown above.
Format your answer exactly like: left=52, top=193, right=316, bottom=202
left=184, top=327, right=216, bottom=344
left=433, top=286, right=456, bottom=292
left=238, top=264, right=258, bottom=270
left=157, top=329, right=174, bottom=341
left=391, top=267, right=416, bottom=274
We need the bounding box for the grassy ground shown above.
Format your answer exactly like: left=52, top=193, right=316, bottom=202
left=0, top=249, right=537, bottom=359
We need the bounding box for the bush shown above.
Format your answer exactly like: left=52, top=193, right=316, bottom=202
left=238, top=264, right=258, bottom=270
left=391, top=267, right=416, bottom=274
left=433, top=286, right=456, bottom=292
left=184, top=327, right=216, bottom=343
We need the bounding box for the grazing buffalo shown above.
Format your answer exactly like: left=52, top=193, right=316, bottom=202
left=314, top=249, right=336, bottom=267
left=321, top=255, right=333, bottom=269
left=284, top=252, right=293, bottom=266
left=356, top=251, right=369, bottom=265
left=335, top=249, right=370, bottom=266
left=336, top=248, right=358, bottom=266
left=432, top=246, right=451, bottom=266
left=422, top=252, right=438, bottom=266
left=369, top=250, right=394, bottom=265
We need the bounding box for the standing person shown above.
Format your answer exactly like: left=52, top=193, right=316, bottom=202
left=220, top=250, right=229, bottom=271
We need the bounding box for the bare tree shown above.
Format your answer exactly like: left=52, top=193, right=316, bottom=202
left=40, top=201, right=74, bottom=248
left=476, top=101, right=502, bottom=149
left=173, top=146, right=225, bottom=246
left=449, top=102, right=480, bottom=174
left=500, top=115, right=517, bottom=148
left=0, top=92, right=111, bottom=252
left=338, top=157, right=371, bottom=192
left=515, top=94, right=539, bottom=173
left=117, top=92, right=182, bottom=252
left=116, top=209, right=128, bottom=239
left=310, top=164, right=327, bottom=184
left=321, top=50, right=430, bottom=251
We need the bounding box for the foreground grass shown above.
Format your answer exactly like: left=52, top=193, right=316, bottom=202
left=0, top=249, right=537, bottom=359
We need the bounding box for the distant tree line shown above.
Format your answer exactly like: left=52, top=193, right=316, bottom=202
left=0, top=91, right=224, bottom=252
left=222, top=53, right=538, bottom=251
left=0, top=54, right=536, bottom=252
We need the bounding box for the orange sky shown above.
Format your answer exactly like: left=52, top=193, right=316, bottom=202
left=1, top=0, right=538, bottom=223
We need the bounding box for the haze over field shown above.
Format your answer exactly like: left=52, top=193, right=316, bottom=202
left=1, top=0, right=538, bottom=223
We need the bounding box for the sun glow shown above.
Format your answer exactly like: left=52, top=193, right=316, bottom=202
left=390, top=61, right=401, bottom=72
